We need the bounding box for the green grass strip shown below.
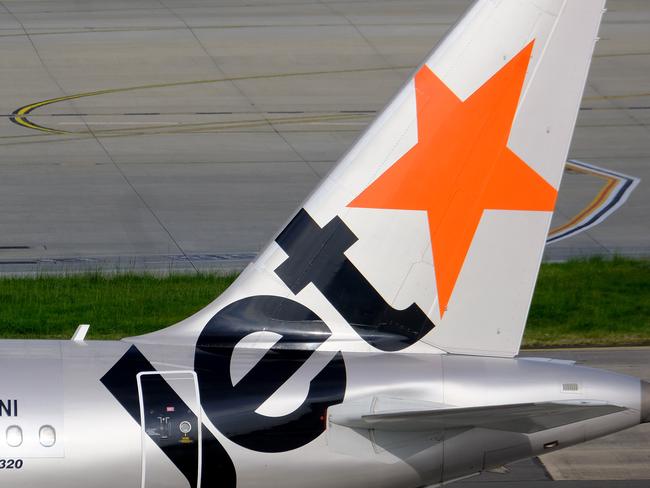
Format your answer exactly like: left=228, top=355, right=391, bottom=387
left=0, top=272, right=236, bottom=340
left=0, top=257, right=647, bottom=347
left=525, top=256, right=650, bottom=347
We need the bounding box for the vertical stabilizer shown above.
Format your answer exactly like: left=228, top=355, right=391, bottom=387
left=136, top=1, right=606, bottom=358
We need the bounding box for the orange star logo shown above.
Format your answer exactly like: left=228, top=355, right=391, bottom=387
left=348, top=41, right=557, bottom=317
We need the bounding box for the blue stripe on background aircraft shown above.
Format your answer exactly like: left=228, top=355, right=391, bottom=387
left=1, top=1, right=648, bottom=487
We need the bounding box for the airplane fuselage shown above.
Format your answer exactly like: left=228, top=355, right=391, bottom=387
left=0, top=339, right=645, bottom=488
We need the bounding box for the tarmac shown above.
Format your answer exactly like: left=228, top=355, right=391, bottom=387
left=0, top=0, right=648, bottom=484
left=0, top=0, right=647, bottom=274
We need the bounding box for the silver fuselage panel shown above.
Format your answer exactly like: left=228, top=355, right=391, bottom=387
left=0, top=339, right=642, bottom=488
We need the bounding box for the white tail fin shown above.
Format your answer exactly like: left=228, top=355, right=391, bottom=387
left=137, top=0, right=606, bottom=357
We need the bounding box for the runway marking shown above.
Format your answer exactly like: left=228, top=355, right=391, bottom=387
left=581, top=105, right=650, bottom=111
left=79, top=113, right=370, bottom=136
left=58, top=121, right=160, bottom=125
left=584, top=92, right=650, bottom=101
left=0, top=22, right=458, bottom=39
left=8, top=80, right=641, bottom=247
left=8, top=112, right=373, bottom=141
left=0, top=252, right=258, bottom=270
left=594, top=51, right=650, bottom=58
left=8, top=65, right=409, bottom=135
left=546, top=160, right=641, bottom=244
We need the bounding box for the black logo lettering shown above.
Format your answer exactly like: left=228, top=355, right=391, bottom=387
left=101, top=346, right=236, bottom=488
left=0, top=400, right=17, bottom=417
left=275, top=209, right=435, bottom=351
left=195, top=296, right=346, bottom=453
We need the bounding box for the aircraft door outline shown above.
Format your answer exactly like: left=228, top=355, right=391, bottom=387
left=137, top=371, right=203, bottom=488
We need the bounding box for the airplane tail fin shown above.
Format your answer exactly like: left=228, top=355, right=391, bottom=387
left=136, top=0, right=606, bottom=357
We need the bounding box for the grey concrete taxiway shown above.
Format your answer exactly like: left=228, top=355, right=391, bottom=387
left=0, top=0, right=648, bottom=274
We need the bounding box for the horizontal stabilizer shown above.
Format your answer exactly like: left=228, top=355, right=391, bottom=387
left=330, top=401, right=625, bottom=434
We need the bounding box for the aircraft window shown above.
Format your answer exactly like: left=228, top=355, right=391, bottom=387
left=39, top=425, right=56, bottom=447
left=6, top=425, right=23, bottom=447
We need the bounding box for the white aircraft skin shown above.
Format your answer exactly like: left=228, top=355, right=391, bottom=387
left=1, top=1, right=648, bottom=487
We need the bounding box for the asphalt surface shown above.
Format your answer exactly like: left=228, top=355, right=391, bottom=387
left=0, top=0, right=648, bottom=274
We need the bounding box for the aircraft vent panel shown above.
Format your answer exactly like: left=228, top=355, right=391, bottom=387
left=562, top=383, right=580, bottom=392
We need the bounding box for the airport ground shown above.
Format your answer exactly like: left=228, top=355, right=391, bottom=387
left=0, top=0, right=648, bottom=274
left=0, top=0, right=649, bottom=485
